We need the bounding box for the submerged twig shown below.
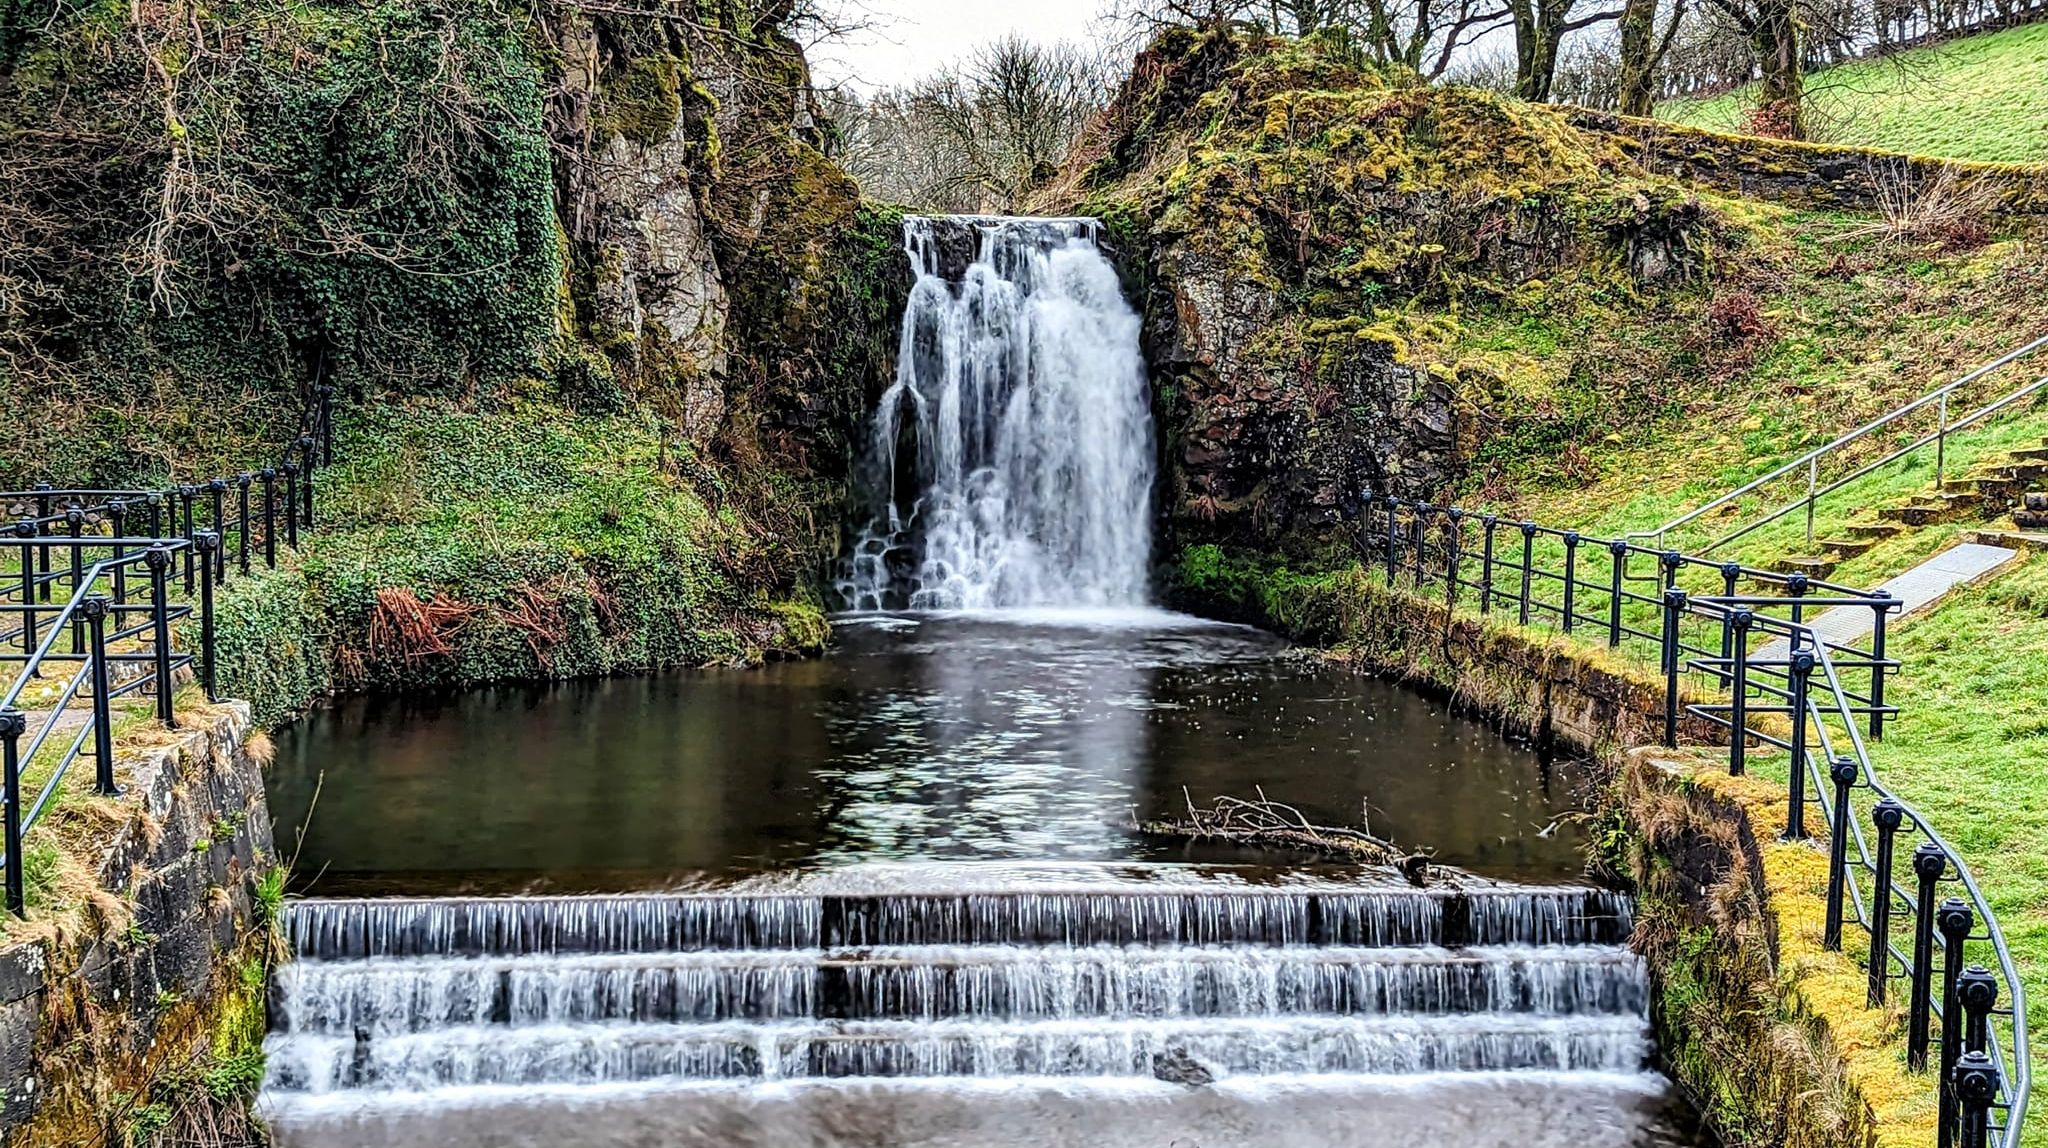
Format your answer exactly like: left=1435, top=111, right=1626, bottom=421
left=1134, top=793, right=1438, bottom=885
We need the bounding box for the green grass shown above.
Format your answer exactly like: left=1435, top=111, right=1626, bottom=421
left=1660, top=21, right=2048, bottom=163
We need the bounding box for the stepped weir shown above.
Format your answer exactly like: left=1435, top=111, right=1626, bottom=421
left=257, top=881, right=1699, bottom=1145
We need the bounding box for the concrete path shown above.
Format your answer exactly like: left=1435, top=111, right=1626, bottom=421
left=1760, top=541, right=2020, bottom=660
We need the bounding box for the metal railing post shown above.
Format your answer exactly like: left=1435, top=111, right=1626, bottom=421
left=298, top=434, right=317, bottom=527
left=1907, top=842, right=1947, bottom=1070
left=1729, top=609, right=1753, bottom=775
left=145, top=546, right=176, bottom=728
left=1787, top=573, right=1809, bottom=631
left=1870, top=590, right=1892, bottom=741
left=83, top=596, right=117, bottom=796
left=319, top=384, right=335, bottom=466
left=145, top=490, right=162, bottom=538
left=1562, top=532, right=1579, bottom=633
left=1662, top=588, right=1688, bottom=748
left=31, top=483, right=50, bottom=602
left=1954, top=1050, right=1999, bottom=1148
left=1412, top=502, right=1430, bottom=586
left=261, top=469, right=278, bottom=567
left=13, top=522, right=35, bottom=656
left=195, top=533, right=219, bottom=701
left=109, top=500, right=128, bottom=604
left=207, top=478, right=227, bottom=580
left=1824, top=755, right=1858, bottom=951
left=1936, top=390, right=1950, bottom=490
left=179, top=485, right=195, bottom=593
left=1518, top=523, right=1535, bottom=625
left=1480, top=516, right=1497, bottom=614
left=64, top=507, right=83, bottom=655
left=1661, top=550, right=1681, bottom=593
left=0, top=708, right=23, bottom=917
left=1445, top=509, right=1462, bottom=606
left=1718, top=562, right=1741, bottom=666
left=1806, top=455, right=1819, bottom=544
left=1606, top=541, right=1626, bottom=646
left=237, top=474, right=252, bottom=575
left=1937, top=897, right=1974, bottom=1148
left=282, top=463, right=300, bottom=548
left=1385, top=498, right=1399, bottom=587
left=1868, top=798, right=1904, bottom=1006
left=1787, top=650, right=1815, bottom=839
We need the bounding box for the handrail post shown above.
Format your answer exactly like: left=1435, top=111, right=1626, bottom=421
left=298, top=434, right=317, bottom=528
left=207, top=478, right=228, bottom=580
left=0, top=708, right=25, bottom=917
left=1385, top=498, right=1399, bottom=587
left=261, top=468, right=278, bottom=567
left=1806, top=455, right=1818, bottom=544
left=1936, top=390, right=1949, bottom=490
left=1445, top=509, right=1463, bottom=607
left=1412, top=502, right=1431, bottom=586
left=1868, top=798, right=1904, bottom=1006
left=65, top=507, right=83, bottom=655
left=31, top=483, right=50, bottom=602
left=1958, top=964, right=1996, bottom=1059
left=319, top=384, right=335, bottom=465
left=1518, top=523, right=1536, bottom=625
left=282, top=463, right=300, bottom=549
left=1562, top=532, right=1579, bottom=633
left=109, top=500, right=128, bottom=604
left=1786, top=572, right=1809, bottom=631
left=1937, top=898, right=1974, bottom=1148
left=1954, top=1050, right=1999, bottom=1148
left=1787, top=650, right=1815, bottom=839
left=145, top=490, right=162, bottom=539
left=179, top=485, right=196, bottom=593
left=145, top=546, right=176, bottom=729
left=1718, top=562, right=1740, bottom=668
left=13, top=522, right=35, bottom=656
left=1907, top=842, right=1947, bottom=1070
left=1661, top=549, right=1681, bottom=593
left=1870, top=590, right=1892, bottom=741
left=83, top=596, right=118, bottom=796
left=196, top=532, right=219, bottom=702
left=236, top=474, right=252, bottom=575
left=1662, top=588, right=1688, bottom=748
left=1607, top=540, right=1627, bottom=647
left=1729, top=609, right=1754, bottom=775
left=1824, top=755, right=1858, bottom=951
left=1480, top=516, right=1497, bottom=615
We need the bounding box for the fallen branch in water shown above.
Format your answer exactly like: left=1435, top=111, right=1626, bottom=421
left=1135, top=789, right=1439, bottom=885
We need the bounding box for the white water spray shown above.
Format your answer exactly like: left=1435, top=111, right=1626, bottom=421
left=840, top=217, right=1154, bottom=611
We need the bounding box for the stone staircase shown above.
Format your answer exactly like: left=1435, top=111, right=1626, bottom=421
left=1770, top=437, right=2048, bottom=581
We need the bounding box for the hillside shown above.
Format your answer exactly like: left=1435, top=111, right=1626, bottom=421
left=1660, top=21, right=2048, bottom=162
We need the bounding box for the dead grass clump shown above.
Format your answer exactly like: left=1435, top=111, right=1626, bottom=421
left=1833, top=162, right=1999, bottom=251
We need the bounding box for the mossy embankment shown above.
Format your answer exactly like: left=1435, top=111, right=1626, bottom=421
left=1, top=0, right=914, bottom=720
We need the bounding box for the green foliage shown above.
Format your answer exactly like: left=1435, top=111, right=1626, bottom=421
left=598, top=53, right=684, bottom=146
left=19, top=840, right=58, bottom=910
left=214, top=560, right=331, bottom=727
left=1661, top=22, right=2048, bottom=163
left=1167, top=543, right=1351, bottom=642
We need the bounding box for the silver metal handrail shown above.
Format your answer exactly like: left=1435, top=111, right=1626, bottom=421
left=1630, top=333, right=2048, bottom=553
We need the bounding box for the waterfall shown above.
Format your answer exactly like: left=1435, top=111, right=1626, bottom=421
left=840, top=216, right=1154, bottom=612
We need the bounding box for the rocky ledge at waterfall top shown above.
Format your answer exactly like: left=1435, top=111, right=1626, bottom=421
left=1033, top=28, right=1721, bottom=560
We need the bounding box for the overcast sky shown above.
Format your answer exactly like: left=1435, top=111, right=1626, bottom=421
left=808, top=0, right=1120, bottom=90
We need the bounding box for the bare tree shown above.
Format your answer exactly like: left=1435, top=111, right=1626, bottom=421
left=830, top=37, right=1115, bottom=211
left=1616, top=0, right=1687, bottom=114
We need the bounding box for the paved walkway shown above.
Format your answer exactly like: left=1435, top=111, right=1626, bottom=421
left=1761, top=542, right=2020, bottom=660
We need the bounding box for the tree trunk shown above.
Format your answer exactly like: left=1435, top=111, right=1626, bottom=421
left=1749, top=0, right=1806, bottom=139
left=1512, top=0, right=1570, bottom=102
left=1618, top=0, right=1659, bottom=116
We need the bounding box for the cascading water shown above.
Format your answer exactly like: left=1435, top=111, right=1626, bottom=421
left=256, top=882, right=1706, bottom=1147
left=839, top=216, right=1154, bottom=612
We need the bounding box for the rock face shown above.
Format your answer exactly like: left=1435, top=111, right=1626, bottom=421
left=1040, top=28, right=1718, bottom=559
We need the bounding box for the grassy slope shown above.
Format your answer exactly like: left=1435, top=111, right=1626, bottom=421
left=1482, top=210, right=2048, bottom=1142
left=1659, top=22, right=2048, bottom=163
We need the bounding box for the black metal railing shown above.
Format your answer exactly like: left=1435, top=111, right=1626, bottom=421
left=0, top=384, right=335, bottom=918
left=1351, top=492, right=2028, bottom=1148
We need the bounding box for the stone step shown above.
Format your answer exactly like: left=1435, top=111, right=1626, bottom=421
left=1814, top=539, right=1877, bottom=560
left=1777, top=556, right=1838, bottom=579
left=1879, top=493, right=1982, bottom=526
left=1971, top=530, right=2048, bottom=553
left=1843, top=522, right=1907, bottom=540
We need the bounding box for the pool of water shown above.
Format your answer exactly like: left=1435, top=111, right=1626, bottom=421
left=269, top=610, right=1592, bottom=895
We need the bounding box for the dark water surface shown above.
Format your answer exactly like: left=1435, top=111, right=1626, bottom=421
left=270, top=610, right=1591, bottom=895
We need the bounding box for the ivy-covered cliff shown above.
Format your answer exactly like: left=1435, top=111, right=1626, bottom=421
left=0, top=0, right=908, bottom=713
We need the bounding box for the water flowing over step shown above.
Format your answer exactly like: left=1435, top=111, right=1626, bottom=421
left=263, top=886, right=1648, bottom=1107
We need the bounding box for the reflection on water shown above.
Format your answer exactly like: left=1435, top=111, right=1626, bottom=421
left=269, top=610, right=1590, bottom=894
